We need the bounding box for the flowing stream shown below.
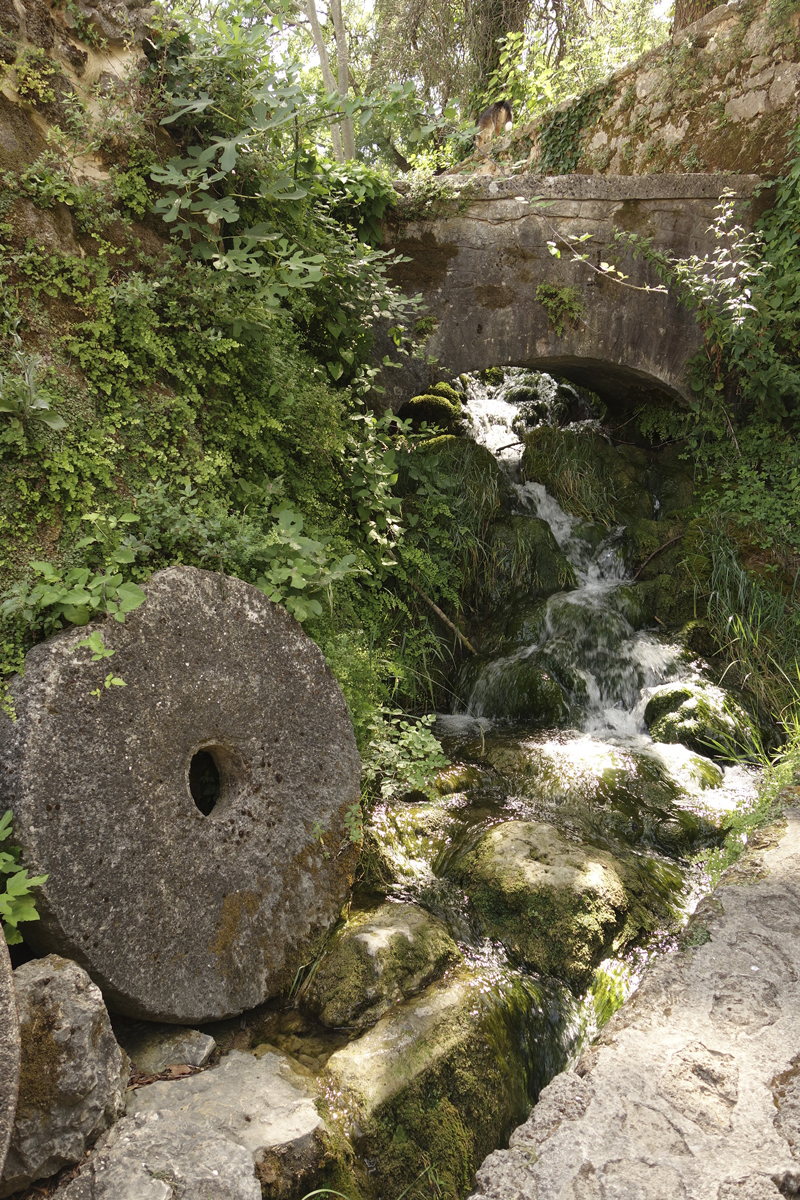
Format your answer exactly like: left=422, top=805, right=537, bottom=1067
left=208, top=371, right=759, bottom=1197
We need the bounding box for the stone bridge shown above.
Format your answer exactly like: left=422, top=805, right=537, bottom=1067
left=381, top=173, right=764, bottom=410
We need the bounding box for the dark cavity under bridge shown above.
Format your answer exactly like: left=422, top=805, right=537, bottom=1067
left=380, top=173, right=765, bottom=409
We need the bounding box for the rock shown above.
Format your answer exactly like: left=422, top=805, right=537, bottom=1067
left=55, top=1111, right=260, bottom=1200
left=0, top=955, right=127, bottom=1198
left=325, top=963, right=569, bottom=1200
left=0, top=938, right=19, bottom=1180
left=448, top=821, right=663, bottom=989
left=129, top=1049, right=328, bottom=1198
left=481, top=517, right=576, bottom=612
left=644, top=680, right=758, bottom=760
left=119, top=1025, right=216, bottom=1075
left=303, top=902, right=459, bottom=1029
left=468, top=808, right=800, bottom=1197
left=0, top=566, right=361, bottom=1023
left=460, top=653, right=570, bottom=724
left=397, top=392, right=464, bottom=435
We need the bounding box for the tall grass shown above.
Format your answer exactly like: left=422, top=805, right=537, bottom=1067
left=704, top=525, right=800, bottom=720
left=521, top=426, right=620, bottom=527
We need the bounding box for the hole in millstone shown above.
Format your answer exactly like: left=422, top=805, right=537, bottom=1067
left=189, top=750, right=221, bottom=815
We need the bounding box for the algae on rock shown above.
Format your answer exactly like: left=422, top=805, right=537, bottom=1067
left=303, top=902, right=460, bottom=1029
left=324, top=963, right=573, bottom=1200
left=447, top=821, right=671, bottom=989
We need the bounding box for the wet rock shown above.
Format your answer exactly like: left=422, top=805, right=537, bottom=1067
left=0, top=938, right=19, bottom=1180
left=303, top=902, right=459, bottom=1029
left=469, top=808, right=800, bottom=1196
left=0, top=566, right=361, bottom=1023
left=448, top=821, right=661, bottom=988
left=0, top=955, right=127, bottom=1198
left=645, top=681, right=757, bottom=760
left=460, top=653, right=570, bottom=724
left=129, top=1049, right=328, bottom=1198
left=435, top=764, right=487, bottom=795
left=325, top=963, right=568, bottom=1200
left=55, top=1111, right=260, bottom=1200
left=120, top=1025, right=216, bottom=1075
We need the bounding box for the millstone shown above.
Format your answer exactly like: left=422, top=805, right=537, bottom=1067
left=0, top=567, right=361, bottom=1023
left=0, top=938, right=20, bottom=1178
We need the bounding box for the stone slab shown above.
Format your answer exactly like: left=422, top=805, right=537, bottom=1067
left=0, top=566, right=361, bottom=1022
left=470, top=805, right=800, bottom=1198
left=128, top=1048, right=327, bottom=1191
left=55, top=1111, right=260, bottom=1200
left=0, top=938, right=19, bottom=1180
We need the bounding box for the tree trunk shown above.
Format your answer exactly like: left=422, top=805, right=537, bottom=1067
left=672, top=0, right=718, bottom=33
left=305, top=0, right=344, bottom=161
left=330, top=0, right=356, bottom=160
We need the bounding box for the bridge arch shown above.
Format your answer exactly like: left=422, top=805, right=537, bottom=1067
left=380, top=173, right=762, bottom=411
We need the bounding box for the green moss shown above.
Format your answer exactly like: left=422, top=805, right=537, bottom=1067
left=17, top=997, right=63, bottom=1116
left=479, top=367, right=505, bottom=386
left=397, top=393, right=464, bottom=435
left=479, top=516, right=576, bottom=612
left=449, top=822, right=670, bottom=989
left=429, top=382, right=462, bottom=405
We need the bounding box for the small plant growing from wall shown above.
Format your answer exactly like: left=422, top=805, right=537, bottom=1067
left=535, top=283, right=584, bottom=336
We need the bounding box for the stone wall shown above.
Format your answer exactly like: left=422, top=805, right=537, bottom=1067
left=450, top=0, right=800, bottom=180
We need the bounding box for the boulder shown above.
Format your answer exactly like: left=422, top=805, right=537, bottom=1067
left=128, top=1049, right=328, bottom=1199
left=481, top=516, right=576, bottom=612
left=55, top=1111, right=260, bottom=1200
left=119, top=1025, right=216, bottom=1076
left=644, top=681, right=757, bottom=760
left=303, top=902, right=459, bottom=1029
left=324, top=963, right=569, bottom=1200
left=0, top=566, right=361, bottom=1023
left=0, top=955, right=128, bottom=1198
left=0, top=938, right=19, bottom=1180
left=460, top=653, right=570, bottom=724
left=448, top=821, right=663, bottom=989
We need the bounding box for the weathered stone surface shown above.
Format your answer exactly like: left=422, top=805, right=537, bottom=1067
left=448, top=821, right=662, bottom=988
left=325, top=962, right=566, bottom=1200
left=304, top=901, right=460, bottom=1029
left=469, top=807, right=800, bottom=1198
left=119, top=1024, right=216, bottom=1075
left=129, top=1049, right=328, bottom=1197
left=0, top=566, right=361, bottom=1023
left=0, top=938, right=19, bottom=1181
left=55, top=1111, right=260, bottom=1200
left=0, top=955, right=127, bottom=1198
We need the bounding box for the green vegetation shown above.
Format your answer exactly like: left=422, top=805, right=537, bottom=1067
left=0, top=810, right=47, bottom=944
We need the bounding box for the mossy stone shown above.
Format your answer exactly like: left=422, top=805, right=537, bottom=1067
left=449, top=821, right=651, bottom=989
left=462, top=654, right=569, bottom=725
left=430, top=381, right=462, bottom=405
left=481, top=516, right=576, bottom=612
left=644, top=681, right=757, bottom=761
left=324, top=964, right=564, bottom=1200
left=304, top=903, right=460, bottom=1030
left=397, top=394, right=463, bottom=435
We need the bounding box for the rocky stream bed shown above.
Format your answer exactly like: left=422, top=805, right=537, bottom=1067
left=1, top=370, right=789, bottom=1200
